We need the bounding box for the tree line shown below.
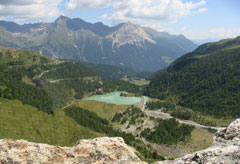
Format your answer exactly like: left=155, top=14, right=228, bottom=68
left=141, top=118, right=194, bottom=145
left=65, top=106, right=164, bottom=161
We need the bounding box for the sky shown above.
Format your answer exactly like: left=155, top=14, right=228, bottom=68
left=0, top=0, right=239, bottom=42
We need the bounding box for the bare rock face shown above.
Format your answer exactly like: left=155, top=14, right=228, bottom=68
left=0, top=137, right=146, bottom=164
left=220, top=119, right=240, bottom=140
left=154, top=119, right=240, bottom=164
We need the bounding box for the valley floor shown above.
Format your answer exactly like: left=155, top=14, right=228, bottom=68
left=71, top=96, right=216, bottom=159
left=0, top=92, right=226, bottom=160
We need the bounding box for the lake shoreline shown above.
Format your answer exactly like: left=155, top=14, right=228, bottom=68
left=84, top=91, right=147, bottom=105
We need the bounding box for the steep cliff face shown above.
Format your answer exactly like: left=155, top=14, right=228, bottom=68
left=154, top=119, right=240, bottom=164
left=0, top=137, right=146, bottom=164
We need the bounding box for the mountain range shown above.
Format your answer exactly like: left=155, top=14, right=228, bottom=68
left=0, top=16, right=197, bottom=72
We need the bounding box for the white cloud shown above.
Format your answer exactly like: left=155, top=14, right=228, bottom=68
left=100, top=13, right=108, bottom=19
left=0, top=0, right=62, bottom=22
left=198, top=8, right=207, bottom=13
left=66, top=0, right=206, bottom=27
left=111, top=0, right=206, bottom=26
left=66, top=0, right=112, bottom=10
left=0, top=0, right=35, bottom=5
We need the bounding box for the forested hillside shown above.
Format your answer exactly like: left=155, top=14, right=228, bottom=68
left=0, top=48, right=96, bottom=113
left=145, top=36, right=240, bottom=117
left=81, top=62, right=135, bottom=80
left=0, top=47, right=55, bottom=113
left=0, top=46, right=141, bottom=112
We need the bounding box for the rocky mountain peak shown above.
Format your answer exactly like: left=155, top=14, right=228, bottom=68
left=0, top=17, right=197, bottom=72
left=107, top=22, right=156, bottom=49
left=55, top=15, right=70, bottom=22
left=54, top=15, right=70, bottom=26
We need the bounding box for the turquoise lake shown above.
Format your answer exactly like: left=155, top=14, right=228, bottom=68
left=84, top=91, right=148, bottom=105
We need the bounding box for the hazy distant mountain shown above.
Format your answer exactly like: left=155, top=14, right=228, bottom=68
left=0, top=16, right=197, bottom=72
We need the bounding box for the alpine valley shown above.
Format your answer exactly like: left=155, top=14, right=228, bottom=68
left=0, top=15, right=240, bottom=164
left=0, top=16, right=197, bottom=72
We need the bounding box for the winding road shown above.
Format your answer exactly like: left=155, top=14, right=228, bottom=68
left=145, top=109, right=222, bottom=130
left=141, top=98, right=221, bottom=130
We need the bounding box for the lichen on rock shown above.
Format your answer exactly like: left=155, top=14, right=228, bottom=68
left=0, top=137, right=146, bottom=164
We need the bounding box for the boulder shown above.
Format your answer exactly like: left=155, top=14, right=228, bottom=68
left=0, top=137, right=146, bottom=164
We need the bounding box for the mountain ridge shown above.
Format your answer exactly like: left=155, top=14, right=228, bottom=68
left=0, top=16, right=197, bottom=72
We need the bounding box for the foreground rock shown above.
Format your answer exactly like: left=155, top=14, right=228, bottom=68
left=0, top=137, right=146, bottom=164
left=154, top=119, right=240, bottom=164
left=1, top=119, right=240, bottom=164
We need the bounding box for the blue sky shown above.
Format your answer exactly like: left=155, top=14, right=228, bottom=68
left=0, top=0, right=239, bottom=41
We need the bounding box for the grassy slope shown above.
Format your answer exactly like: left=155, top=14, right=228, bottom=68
left=76, top=100, right=129, bottom=121
left=129, top=79, right=150, bottom=86
left=155, top=128, right=213, bottom=158
left=177, top=128, right=213, bottom=154
left=43, top=83, right=75, bottom=109
left=0, top=98, right=103, bottom=146
left=0, top=46, right=54, bottom=65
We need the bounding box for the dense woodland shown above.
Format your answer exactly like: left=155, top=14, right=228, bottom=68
left=62, top=60, right=154, bottom=80
left=41, top=62, right=97, bottom=80
left=102, top=80, right=140, bottom=93
left=0, top=65, right=54, bottom=113
left=145, top=37, right=240, bottom=117
left=81, top=62, right=135, bottom=80
left=141, top=118, right=194, bottom=145
left=146, top=101, right=175, bottom=111
left=170, top=110, right=192, bottom=120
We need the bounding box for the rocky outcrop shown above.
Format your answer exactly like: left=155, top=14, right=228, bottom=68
left=154, top=119, right=240, bottom=164
left=0, top=137, right=146, bottom=164
left=1, top=119, right=240, bottom=164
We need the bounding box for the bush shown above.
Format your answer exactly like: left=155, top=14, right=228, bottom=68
left=141, top=118, right=194, bottom=145
left=171, top=110, right=192, bottom=120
